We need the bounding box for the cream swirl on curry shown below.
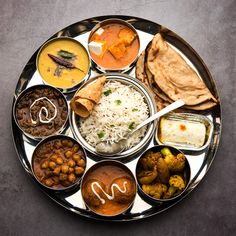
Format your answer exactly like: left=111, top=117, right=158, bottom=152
left=15, top=86, right=68, bottom=138
left=81, top=162, right=136, bottom=216
left=91, top=181, right=128, bottom=204
left=29, top=97, right=57, bottom=124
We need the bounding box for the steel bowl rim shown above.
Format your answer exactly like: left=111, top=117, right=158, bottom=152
left=88, top=18, right=140, bottom=72
left=69, top=72, right=157, bottom=158
left=135, top=144, right=191, bottom=203
left=13, top=84, right=69, bottom=141
left=80, top=159, right=137, bottom=217
left=36, top=36, right=91, bottom=94
left=31, top=134, right=87, bottom=191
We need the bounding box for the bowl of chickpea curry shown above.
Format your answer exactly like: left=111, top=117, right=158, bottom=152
left=136, top=145, right=191, bottom=202
left=32, top=135, right=86, bottom=190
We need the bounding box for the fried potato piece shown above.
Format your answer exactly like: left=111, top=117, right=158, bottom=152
left=137, top=168, right=158, bottom=185
left=156, top=157, right=170, bottom=184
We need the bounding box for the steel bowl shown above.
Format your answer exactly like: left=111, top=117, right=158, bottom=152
left=36, top=37, right=91, bottom=94
left=81, top=160, right=137, bottom=217
left=31, top=134, right=87, bottom=192
left=69, top=73, right=157, bottom=159
left=136, top=145, right=191, bottom=204
left=13, top=84, right=69, bottom=141
left=88, top=18, right=140, bottom=73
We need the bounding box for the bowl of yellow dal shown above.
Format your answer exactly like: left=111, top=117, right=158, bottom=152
left=37, top=37, right=90, bottom=93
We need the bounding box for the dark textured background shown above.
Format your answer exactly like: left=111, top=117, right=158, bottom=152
left=0, top=0, right=235, bottom=235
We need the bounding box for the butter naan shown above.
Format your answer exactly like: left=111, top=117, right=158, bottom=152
left=147, top=33, right=217, bottom=107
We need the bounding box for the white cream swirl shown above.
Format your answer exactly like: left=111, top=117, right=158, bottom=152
left=91, top=181, right=127, bottom=204
left=30, top=97, right=57, bottom=124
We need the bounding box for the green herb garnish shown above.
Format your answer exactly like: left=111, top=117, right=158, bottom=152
left=132, top=108, right=139, bottom=112
left=104, top=89, right=112, bottom=96
left=128, top=122, right=135, bottom=130
left=57, top=50, right=76, bottom=59
left=115, top=99, right=122, bottom=105
left=97, top=131, right=105, bottom=139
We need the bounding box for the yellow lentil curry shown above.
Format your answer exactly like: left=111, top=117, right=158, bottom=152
left=38, top=38, right=89, bottom=89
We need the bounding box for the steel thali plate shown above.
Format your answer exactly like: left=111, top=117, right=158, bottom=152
left=11, top=15, right=222, bottom=221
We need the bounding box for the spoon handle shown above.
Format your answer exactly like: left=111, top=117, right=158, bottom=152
left=133, top=99, right=185, bottom=132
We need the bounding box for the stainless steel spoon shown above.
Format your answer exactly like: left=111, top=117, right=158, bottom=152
left=95, top=99, right=185, bottom=156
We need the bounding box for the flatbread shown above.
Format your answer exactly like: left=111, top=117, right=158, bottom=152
left=136, top=51, right=146, bottom=83
left=147, top=33, right=217, bottom=107
left=76, top=76, right=106, bottom=104
left=70, top=76, right=106, bottom=118
left=70, top=98, right=94, bottom=118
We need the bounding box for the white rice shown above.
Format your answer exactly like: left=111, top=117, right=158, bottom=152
left=79, top=80, right=149, bottom=149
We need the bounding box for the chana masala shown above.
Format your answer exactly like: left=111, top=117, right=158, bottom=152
left=32, top=137, right=86, bottom=189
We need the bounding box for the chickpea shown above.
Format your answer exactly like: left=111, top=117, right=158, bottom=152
left=72, top=145, right=79, bottom=153
left=59, top=173, right=68, bottom=181
left=56, top=157, right=63, bottom=165
left=68, top=160, right=76, bottom=168
left=77, top=159, right=86, bottom=168
left=62, top=140, right=74, bottom=148
left=49, top=161, right=57, bottom=170
left=52, top=176, right=60, bottom=184
left=64, top=150, right=73, bottom=158
left=61, top=164, right=69, bottom=174
left=54, top=140, right=62, bottom=149
left=53, top=166, right=61, bottom=176
left=67, top=140, right=74, bottom=148
left=44, top=170, right=53, bottom=177
left=62, top=140, right=68, bottom=147
left=41, top=160, right=49, bottom=169
left=50, top=154, right=58, bottom=162
left=72, top=153, right=81, bottom=162
left=36, top=171, right=43, bottom=178
left=68, top=167, right=74, bottom=174
left=45, top=178, right=54, bottom=187
left=74, top=166, right=84, bottom=175
left=68, top=173, right=76, bottom=183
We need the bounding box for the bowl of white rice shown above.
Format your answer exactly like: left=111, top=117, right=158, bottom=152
left=70, top=73, right=157, bottom=158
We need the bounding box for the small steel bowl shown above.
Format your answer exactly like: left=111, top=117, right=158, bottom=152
left=13, top=84, right=69, bottom=141
left=36, top=37, right=91, bottom=94
left=88, top=18, right=140, bottom=73
left=136, top=145, right=191, bottom=204
left=31, top=134, right=87, bottom=192
left=69, top=73, right=157, bottom=159
left=81, top=160, right=137, bottom=217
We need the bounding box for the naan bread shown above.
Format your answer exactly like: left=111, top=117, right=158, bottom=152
left=147, top=33, right=217, bottom=107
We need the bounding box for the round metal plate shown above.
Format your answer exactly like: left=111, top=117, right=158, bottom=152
left=11, top=15, right=222, bottom=221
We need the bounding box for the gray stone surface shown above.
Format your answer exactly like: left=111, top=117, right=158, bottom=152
left=0, top=0, right=235, bottom=235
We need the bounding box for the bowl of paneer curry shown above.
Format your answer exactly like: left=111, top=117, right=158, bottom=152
left=88, top=19, right=140, bottom=72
